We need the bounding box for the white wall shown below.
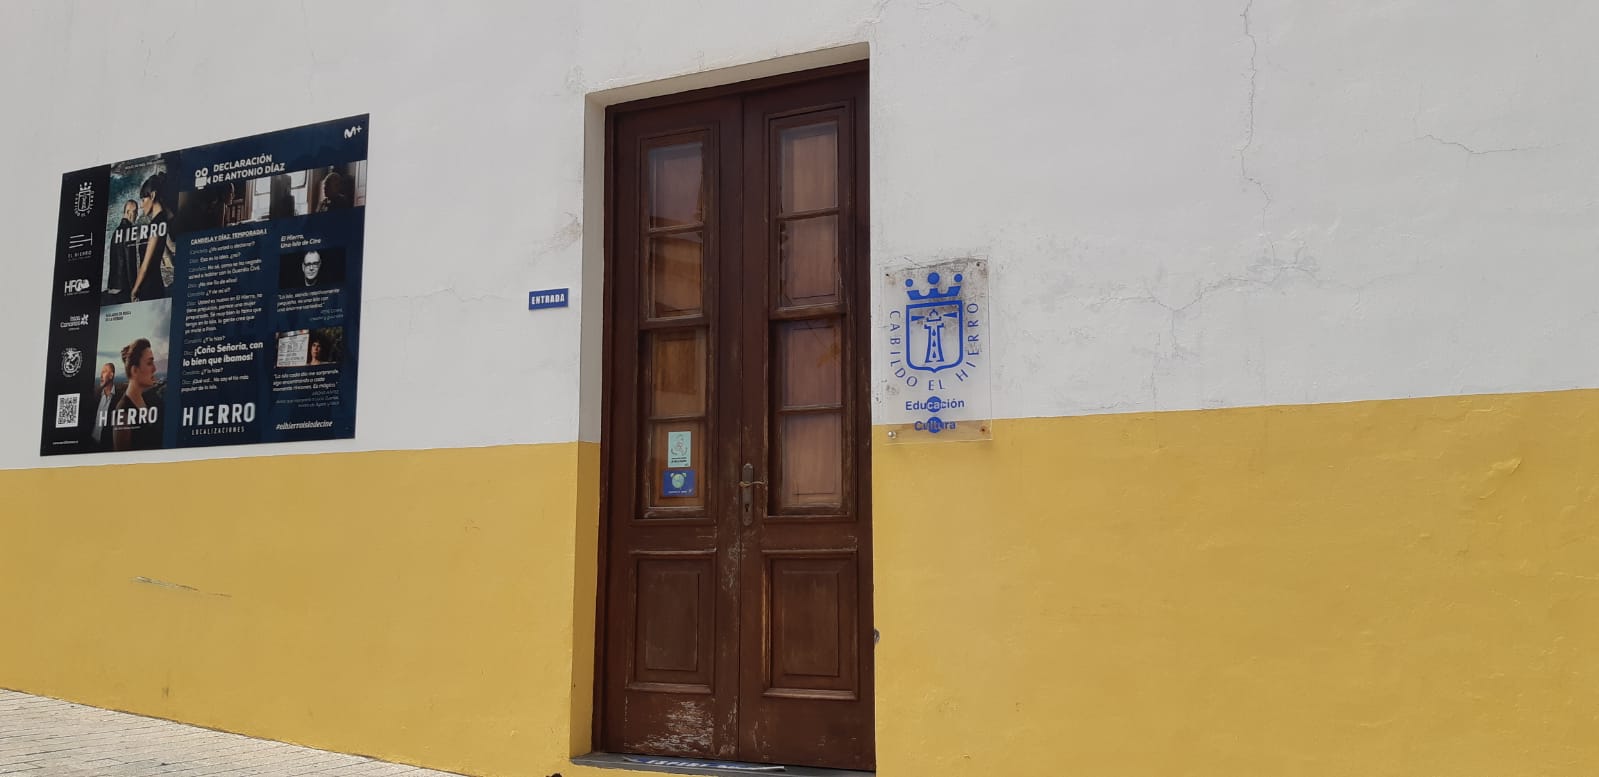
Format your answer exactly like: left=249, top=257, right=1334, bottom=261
left=3, top=0, right=1596, bottom=469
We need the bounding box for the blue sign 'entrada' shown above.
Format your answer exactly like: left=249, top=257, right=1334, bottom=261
left=527, top=288, right=569, bottom=310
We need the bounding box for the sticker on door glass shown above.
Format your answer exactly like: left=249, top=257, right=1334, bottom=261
left=662, top=468, right=696, bottom=497
left=666, top=430, right=692, bottom=467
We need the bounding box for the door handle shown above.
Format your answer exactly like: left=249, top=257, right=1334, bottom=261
left=738, top=463, right=767, bottom=526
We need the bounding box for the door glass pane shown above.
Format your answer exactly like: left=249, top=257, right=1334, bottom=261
left=779, top=215, right=838, bottom=307
left=780, top=123, right=838, bottom=214
left=648, top=231, right=703, bottom=318
left=777, top=412, right=843, bottom=510
left=650, top=142, right=705, bottom=228
left=647, top=420, right=706, bottom=510
left=650, top=328, right=707, bottom=418
left=777, top=319, right=841, bottom=408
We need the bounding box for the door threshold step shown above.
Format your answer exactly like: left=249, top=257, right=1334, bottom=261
left=573, top=751, right=873, bottom=777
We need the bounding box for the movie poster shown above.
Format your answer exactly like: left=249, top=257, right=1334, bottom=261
left=40, top=115, right=368, bottom=455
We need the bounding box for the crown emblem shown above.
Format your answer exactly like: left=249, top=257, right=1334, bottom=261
left=904, top=271, right=963, bottom=301
left=72, top=182, right=95, bottom=217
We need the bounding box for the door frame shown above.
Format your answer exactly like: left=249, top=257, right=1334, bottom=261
left=592, top=58, right=872, bottom=759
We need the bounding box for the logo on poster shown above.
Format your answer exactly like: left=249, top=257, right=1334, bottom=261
left=60, top=347, right=83, bottom=378
left=183, top=403, right=257, bottom=427
left=63, top=278, right=91, bottom=295
left=194, top=166, right=210, bottom=189
left=72, top=182, right=94, bottom=217
left=59, top=314, right=90, bottom=330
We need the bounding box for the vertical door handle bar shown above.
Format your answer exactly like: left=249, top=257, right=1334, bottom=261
left=739, top=463, right=766, bottom=527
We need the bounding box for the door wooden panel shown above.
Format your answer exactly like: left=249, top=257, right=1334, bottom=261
left=631, top=552, right=716, bottom=690
left=766, top=552, right=860, bottom=698
left=601, top=64, right=871, bottom=771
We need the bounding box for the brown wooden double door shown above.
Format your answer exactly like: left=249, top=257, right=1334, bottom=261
left=600, top=66, right=872, bottom=770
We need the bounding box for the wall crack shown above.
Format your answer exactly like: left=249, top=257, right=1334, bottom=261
left=1239, top=0, right=1277, bottom=263
left=133, top=576, right=231, bottom=598
left=1415, top=133, right=1543, bottom=157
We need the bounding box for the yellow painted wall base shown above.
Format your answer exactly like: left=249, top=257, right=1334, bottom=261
left=3, top=389, right=1598, bottom=777
left=875, top=390, right=1599, bottom=776
left=0, top=443, right=601, bottom=777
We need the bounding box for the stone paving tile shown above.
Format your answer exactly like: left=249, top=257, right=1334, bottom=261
left=0, top=690, right=463, bottom=777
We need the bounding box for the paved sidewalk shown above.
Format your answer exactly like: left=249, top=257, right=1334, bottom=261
left=0, top=689, right=461, bottom=776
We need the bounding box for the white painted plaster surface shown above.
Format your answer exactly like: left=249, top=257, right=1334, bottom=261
left=1, top=1, right=1595, bottom=468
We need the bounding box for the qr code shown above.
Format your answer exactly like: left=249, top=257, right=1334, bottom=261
left=55, top=393, right=80, bottom=428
